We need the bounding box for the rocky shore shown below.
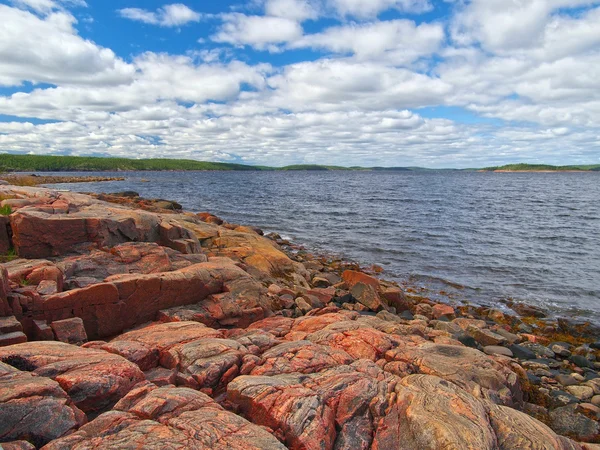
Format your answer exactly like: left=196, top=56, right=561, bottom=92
left=0, top=185, right=598, bottom=449
left=0, top=175, right=125, bottom=187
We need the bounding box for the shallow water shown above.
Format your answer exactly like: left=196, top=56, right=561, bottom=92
left=43, top=170, right=600, bottom=323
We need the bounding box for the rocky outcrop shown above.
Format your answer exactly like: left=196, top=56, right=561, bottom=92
left=0, top=341, right=144, bottom=415
left=0, top=185, right=598, bottom=449
left=42, top=383, right=286, bottom=450
left=0, top=362, right=85, bottom=447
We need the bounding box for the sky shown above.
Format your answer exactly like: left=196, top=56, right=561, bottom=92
left=0, top=0, right=599, bottom=168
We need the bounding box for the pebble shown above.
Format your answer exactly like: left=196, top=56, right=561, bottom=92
left=565, top=385, right=594, bottom=401
left=509, top=344, right=536, bottom=360
left=571, top=373, right=585, bottom=382
left=569, top=355, right=593, bottom=369
left=555, top=374, right=579, bottom=387
left=592, top=395, right=600, bottom=407
left=493, top=328, right=520, bottom=344
left=521, top=342, right=555, bottom=359
left=483, top=345, right=513, bottom=358
left=549, top=390, right=580, bottom=407
left=549, top=343, right=572, bottom=358
left=400, top=310, right=414, bottom=320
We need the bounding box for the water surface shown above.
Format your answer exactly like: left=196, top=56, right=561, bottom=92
left=43, top=170, right=600, bottom=323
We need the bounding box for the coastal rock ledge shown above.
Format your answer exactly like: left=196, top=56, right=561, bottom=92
left=0, top=185, right=598, bottom=449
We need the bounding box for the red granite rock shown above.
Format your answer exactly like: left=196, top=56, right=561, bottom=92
left=305, top=320, right=400, bottom=361
left=250, top=340, right=354, bottom=376
left=247, top=316, right=295, bottom=337
left=0, top=331, right=27, bottom=347
left=103, top=321, right=222, bottom=370
left=0, top=341, right=144, bottom=415
left=32, top=320, right=55, bottom=341
left=0, top=367, right=85, bottom=446
left=43, top=384, right=286, bottom=450
left=228, top=362, right=393, bottom=450
left=432, top=303, right=456, bottom=320
left=50, top=318, right=88, bottom=344
left=373, top=374, right=497, bottom=449
left=161, top=338, right=250, bottom=391
left=386, top=342, right=522, bottom=407
left=351, top=282, right=387, bottom=312
left=0, top=315, right=22, bottom=334
left=342, top=270, right=380, bottom=290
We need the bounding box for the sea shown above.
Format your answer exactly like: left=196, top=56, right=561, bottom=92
left=41, top=170, right=600, bottom=324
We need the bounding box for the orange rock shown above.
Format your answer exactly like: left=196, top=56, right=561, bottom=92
left=342, top=270, right=380, bottom=290
left=432, top=303, right=456, bottom=320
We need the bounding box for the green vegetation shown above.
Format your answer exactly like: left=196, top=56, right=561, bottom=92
left=0, top=204, right=12, bottom=216
left=279, top=164, right=350, bottom=171
left=0, top=248, right=18, bottom=263
left=0, top=154, right=599, bottom=172
left=0, top=154, right=262, bottom=172
left=481, top=163, right=600, bottom=172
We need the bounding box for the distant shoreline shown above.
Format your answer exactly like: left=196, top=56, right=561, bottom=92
left=0, top=154, right=599, bottom=172
left=480, top=169, right=595, bottom=173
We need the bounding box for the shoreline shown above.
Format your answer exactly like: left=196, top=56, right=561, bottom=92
left=0, top=186, right=598, bottom=447
left=0, top=174, right=125, bottom=186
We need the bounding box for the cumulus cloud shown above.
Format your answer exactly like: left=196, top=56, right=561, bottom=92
left=0, top=5, right=134, bottom=87
left=327, top=0, right=432, bottom=18
left=212, top=13, right=303, bottom=50
left=1, top=1, right=600, bottom=167
left=118, top=3, right=201, bottom=27
left=264, top=0, right=318, bottom=21
left=290, top=20, right=444, bottom=64
left=10, top=0, right=87, bottom=14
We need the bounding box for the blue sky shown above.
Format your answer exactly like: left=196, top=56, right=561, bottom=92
left=0, top=0, right=599, bottom=167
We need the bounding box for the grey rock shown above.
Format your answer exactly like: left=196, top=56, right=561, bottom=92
left=483, top=345, right=513, bottom=357
left=521, top=342, right=555, bottom=359
left=570, top=355, right=594, bottom=369
left=509, top=344, right=537, bottom=360
left=556, top=374, right=579, bottom=387
left=549, top=404, right=600, bottom=438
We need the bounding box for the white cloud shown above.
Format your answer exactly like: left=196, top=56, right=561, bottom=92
left=291, top=20, right=444, bottom=64
left=264, top=0, right=318, bottom=21
left=450, top=0, right=600, bottom=52
left=327, top=0, right=432, bottom=18
left=1, top=1, right=600, bottom=167
left=118, top=3, right=201, bottom=27
left=212, top=13, right=303, bottom=50
left=0, top=5, right=134, bottom=87
left=10, top=0, right=87, bottom=14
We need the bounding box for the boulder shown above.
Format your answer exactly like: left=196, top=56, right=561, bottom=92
left=0, top=331, right=27, bottom=347
left=0, top=341, right=144, bottom=415
left=250, top=340, right=354, bottom=376
left=103, top=321, right=222, bottom=370
left=0, top=369, right=85, bottom=447
left=228, top=362, right=393, bottom=450
left=351, top=282, right=386, bottom=312
left=50, top=318, right=88, bottom=344
left=432, top=303, right=456, bottom=320
left=34, top=260, right=249, bottom=338
left=161, top=338, right=250, bottom=392
left=386, top=342, right=523, bottom=407
left=373, top=375, right=497, bottom=450
left=342, top=270, right=380, bottom=290
left=468, top=325, right=509, bottom=347
left=550, top=404, right=600, bottom=441
left=43, top=384, right=286, bottom=450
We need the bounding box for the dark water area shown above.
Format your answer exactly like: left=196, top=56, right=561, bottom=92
left=42, top=170, right=600, bottom=324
